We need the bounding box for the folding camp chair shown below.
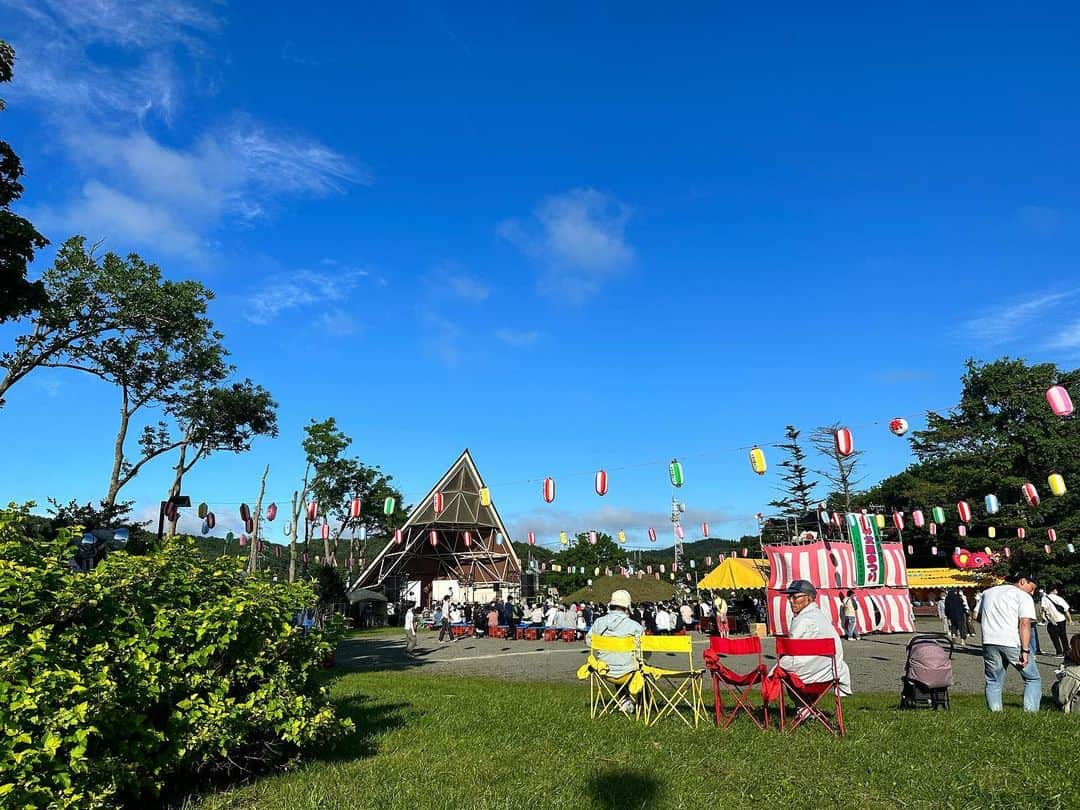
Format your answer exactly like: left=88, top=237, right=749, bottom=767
left=576, top=635, right=644, bottom=720
left=639, top=635, right=705, bottom=728
left=774, top=637, right=845, bottom=736
left=704, top=635, right=769, bottom=730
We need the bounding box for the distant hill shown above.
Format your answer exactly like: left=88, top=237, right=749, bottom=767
left=565, top=574, right=678, bottom=604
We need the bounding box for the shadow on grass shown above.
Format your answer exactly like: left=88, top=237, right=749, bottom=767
left=586, top=768, right=662, bottom=810
left=321, top=692, right=413, bottom=762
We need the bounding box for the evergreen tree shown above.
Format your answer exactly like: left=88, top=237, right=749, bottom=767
left=767, top=425, right=819, bottom=525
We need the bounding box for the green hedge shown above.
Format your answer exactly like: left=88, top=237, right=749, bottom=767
left=0, top=507, right=351, bottom=808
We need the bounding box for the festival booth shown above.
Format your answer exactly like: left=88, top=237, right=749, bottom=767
left=764, top=513, right=915, bottom=637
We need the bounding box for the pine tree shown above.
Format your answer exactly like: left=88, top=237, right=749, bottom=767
left=767, top=425, right=819, bottom=527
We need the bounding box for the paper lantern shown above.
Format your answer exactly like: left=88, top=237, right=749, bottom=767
left=741, top=548, right=749, bottom=557
left=433, top=492, right=444, bottom=513
left=669, top=459, right=684, bottom=488
left=832, top=512, right=843, bottom=529
left=907, top=544, right=913, bottom=554
left=749, top=447, right=767, bottom=475
left=383, top=497, right=395, bottom=515
left=201, top=521, right=209, bottom=535
left=479, top=487, right=491, bottom=506
left=257, top=541, right=264, bottom=553
left=929, top=523, right=938, bottom=536
left=394, top=529, right=403, bottom=545
left=1069, top=544, right=1076, bottom=554
left=350, top=497, right=362, bottom=519
left=244, top=516, right=254, bottom=534
left=463, top=531, right=472, bottom=547
left=595, top=567, right=601, bottom=576
left=1046, top=385, right=1074, bottom=417
left=594, top=470, right=608, bottom=496
left=275, top=545, right=282, bottom=557
left=266, top=503, right=277, bottom=521
left=958, top=525, right=967, bottom=537
left=225, top=531, right=234, bottom=543
left=1003, top=546, right=1011, bottom=558
left=1049, top=473, right=1066, bottom=497
left=197, top=502, right=208, bottom=518
left=588, top=531, right=597, bottom=545
left=283, top=521, right=292, bottom=535
left=648, top=528, right=657, bottom=542
left=930, top=545, right=937, bottom=555
left=932, top=506, right=946, bottom=525
left=239, top=535, right=246, bottom=547
left=206, top=512, right=216, bottom=529
left=985, top=494, right=1000, bottom=515
left=834, top=428, right=854, bottom=457
left=429, top=530, right=438, bottom=546
left=988, top=527, right=996, bottom=539
left=528, top=531, right=535, bottom=545
left=358, top=526, right=367, bottom=541
left=675, top=525, right=685, bottom=540
left=889, top=417, right=909, bottom=436
left=701, top=523, right=709, bottom=538
left=306, top=501, right=318, bottom=521
left=618, top=530, right=626, bottom=543
left=912, top=510, right=925, bottom=528
left=320, top=523, right=330, bottom=540
left=875, top=514, right=886, bottom=529
left=1021, top=483, right=1040, bottom=508
left=892, top=512, right=905, bottom=531
left=240, top=503, right=250, bottom=522
left=1017, top=528, right=1026, bottom=539
left=957, top=501, right=972, bottom=523
left=164, top=501, right=178, bottom=522
left=542, top=477, right=556, bottom=503
left=496, top=533, right=504, bottom=546
left=1045, top=544, right=1052, bottom=555
left=559, top=531, right=568, bottom=545
left=1048, top=528, right=1057, bottom=542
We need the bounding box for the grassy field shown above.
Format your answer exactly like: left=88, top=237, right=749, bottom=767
left=186, top=668, right=1076, bottom=810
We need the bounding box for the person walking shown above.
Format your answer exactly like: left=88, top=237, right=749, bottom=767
left=944, top=589, right=969, bottom=646
left=439, top=593, right=455, bottom=643
left=404, top=601, right=419, bottom=656
left=841, top=590, right=860, bottom=640
left=1041, top=587, right=1073, bottom=657
left=977, top=571, right=1041, bottom=713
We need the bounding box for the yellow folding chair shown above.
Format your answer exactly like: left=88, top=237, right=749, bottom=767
left=576, top=635, right=644, bottom=720
left=639, top=635, right=705, bottom=728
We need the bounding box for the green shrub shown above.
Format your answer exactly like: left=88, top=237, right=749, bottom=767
left=0, top=506, right=352, bottom=808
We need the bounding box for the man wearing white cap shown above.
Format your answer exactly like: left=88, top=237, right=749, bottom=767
left=586, top=590, right=644, bottom=711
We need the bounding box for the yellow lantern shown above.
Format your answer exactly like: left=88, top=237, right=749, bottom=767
left=988, top=526, right=996, bottom=539
left=479, top=487, right=491, bottom=506
left=875, top=514, right=886, bottom=529
left=749, top=446, right=767, bottom=475
left=1048, top=473, right=1067, bottom=497
left=559, top=531, right=568, bottom=545
left=617, top=530, right=627, bottom=543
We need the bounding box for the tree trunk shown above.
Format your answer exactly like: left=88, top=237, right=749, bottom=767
left=165, top=442, right=189, bottom=537
left=103, top=388, right=131, bottom=512
left=289, top=490, right=300, bottom=583
left=249, top=464, right=269, bottom=574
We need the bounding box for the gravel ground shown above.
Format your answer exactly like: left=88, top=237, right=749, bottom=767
left=337, top=618, right=1067, bottom=696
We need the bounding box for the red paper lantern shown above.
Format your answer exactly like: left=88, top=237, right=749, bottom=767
left=958, top=525, right=967, bottom=537
left=429, top=530, right=438, bottom=546
left=832, top=512, right=843, bottom=529
left=648, top=528, right=657, bottom=542
left=589, top=531, right=597, bottom=545
left=206, top=512, right=216, bottom=529
left=701, top=522, right=709, bottom=538
left=433, top=492, right=444, bottom=514
left=266, top=503, right=277, bottom=521
left=892, top=512, right=905, bottom=531
left=240, top=503, right=250, bottom=522
left=594, top=469, right=608, bottom=496
left=834, top=428, right=854, bottom=457
left=244, top=516, right=254, bottom=534
left=350, top=496, right=362, bottom=519
left=463, top=531, right=472, bottom=547
left=1003, top=546, right=1011, bottom=558
left=394, top=529, right=403, bottom=545
left=1048, top=528, right=1057, bottom=542
left=164, top=501, right=178, bottom=522
left=543, top=477, right=555, bottom=503
left=320, top=523, right=330, bottom=540
left=1017, top=528, right=1026, bottom=539
left=239, top=535, right=247, bottom=547
left=1021, top=483, right=1040, bottom=508
left=675, top=525, right=685, bottom=539
left=957, top=501, right=972, bottom=523
left=274, top=545, right=281, bottom=557
left=528, top=531, right=536, bottom=546
left=306, top=501, right=318, bottom=521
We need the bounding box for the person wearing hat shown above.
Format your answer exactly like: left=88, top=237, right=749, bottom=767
left=776, top=580, right=852, bottom=695
left=976, top=571, right=1041, bottom=712
left=586, top=589, right=644, bottom=688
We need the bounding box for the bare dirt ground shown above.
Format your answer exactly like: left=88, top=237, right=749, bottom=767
left=337, top=618, right=1067, bottom=696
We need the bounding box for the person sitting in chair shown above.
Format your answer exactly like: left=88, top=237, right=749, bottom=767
left=586, top=589, right=645, bottom=712
left=776, top=580, right=852, bottom=696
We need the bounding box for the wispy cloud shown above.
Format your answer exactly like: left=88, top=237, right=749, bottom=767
left=444, top=271, right=491, bottom=302
left=960, top=291, right=1077, bottom=346
left=243, top=268, right=368, bottom=326
left=495, top=328, right=540, bottom=347
left=498, top=188, right=634, bottom=303
left=1047, top=320, right=1080, bottom=350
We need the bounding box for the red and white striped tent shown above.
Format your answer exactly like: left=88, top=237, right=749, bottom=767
left=764, top=530, right=914, bottom=636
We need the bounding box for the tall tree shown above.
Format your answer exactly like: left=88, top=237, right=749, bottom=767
left=767, top=425, right=819, bottom=526
left=811, top=422, right=864, bottom=510
left=0, top=40, right=47, bottom=322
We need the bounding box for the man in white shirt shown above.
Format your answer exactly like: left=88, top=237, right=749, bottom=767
left=654, top=604, right=672, bottom=635
left=544, top=603, right=559, bottom=628
left=404, top=602, right=419, bottom=656
left=776, top=580, right=852, bottom=695
left=1041, top=586, right=1073, bottom=657
left=977, top=571, right=1040, bottom=712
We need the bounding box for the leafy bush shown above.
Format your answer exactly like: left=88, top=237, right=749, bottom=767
left=0, top=506, right=351, bottom=808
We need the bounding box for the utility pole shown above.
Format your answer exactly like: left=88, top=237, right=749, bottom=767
left=671, top=496, right=685, bottom=574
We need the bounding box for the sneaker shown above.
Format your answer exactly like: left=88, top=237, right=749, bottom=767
left=619, top=699, right=636, bottom=714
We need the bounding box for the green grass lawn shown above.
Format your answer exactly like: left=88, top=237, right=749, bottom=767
left=187, top=670, right=1075, bottom=810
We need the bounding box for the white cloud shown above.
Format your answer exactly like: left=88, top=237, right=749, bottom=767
left=1047, top=320, right=1080, bottom=350
left=508, top=505, right=739, bottom=543
left=445, top=273, right=491, bottom=302
left=960, top=291, right=1077, bottom=346
left=498, top=188, right=634, bottom=303
left=243, top=268, right=368, bottom=326
left=495, top=328, right=540, bottom=347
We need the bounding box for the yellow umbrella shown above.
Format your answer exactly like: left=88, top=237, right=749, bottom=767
left=698, top=557, right=769, bottom=591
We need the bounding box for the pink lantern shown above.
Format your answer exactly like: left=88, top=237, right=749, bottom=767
left=834, top=428, right=854, bottom=457
left=206, top=512, right=216, bottom=529
left=589, top=531, right=597, bottom=545
left=239, top=535, right=247, bottom=547
left=244, top=516, right=254, bottom=534
left=164, top=501, right=178, bottom=522
left=1004, top=546, right=1011, bottom=558
left=892, top=512, right=905, bottom=531
left=647, top=528, right=657, bottom=542
left=702, top=522, right=709, bottom=538
left=1048, top=528, right=1057, bottom=542
left=463, top=531, right=472, bottom=547
left=433, top=492, right=444, bottom=514
left=429, top=530, right=438, bottom=546
left=1045, top=544, right=1052, bottom=555
left=741, top=548, right=749, bottom=557
left=907, top=544, right=914, bottom=555
left=320, top=523, right=330, bottom=540
left=1017, top=527, right=1026, bottom=539
left=675, top=525, right=685, bottom=539
left=350, top=497, right=362, bottom=519
left=958, top=525, right=967, bottom=537
left=929, top=523, right=937, bottom=536
left=1046, top=385, right=1074, bottom=417
left=528, top=531, right=535, bottom=546
left=594, top=469, right=608, bottom=496
left=1021, top=483, right=1040, bottom=508
left=274, top=545, right=281, bottom=557
left=394, top=529, right=403, bottom=545
left=542, top=477, right=556, bottom=504
left=240, top=503, right=250, bottom=522
left=306, top=501, right=318, bottom=521
left=912, top=509, right=925, bottom=528
left=957, top=501, right=972, bottom=523
left=266, top=503, right=277, bottom=521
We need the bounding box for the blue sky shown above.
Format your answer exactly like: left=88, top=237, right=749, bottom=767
left=2, top=2, right=1078, bottom=547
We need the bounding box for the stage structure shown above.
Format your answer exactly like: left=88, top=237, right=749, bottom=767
left=764, top=512, right=914, bottom=636
left=350, top=449, right=521, bottom=607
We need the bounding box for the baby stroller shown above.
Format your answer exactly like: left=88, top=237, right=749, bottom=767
left=899, top=635, right=954, bottom=710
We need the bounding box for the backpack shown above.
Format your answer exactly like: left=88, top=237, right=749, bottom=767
left=1052, top=668, right=1080, bottom=713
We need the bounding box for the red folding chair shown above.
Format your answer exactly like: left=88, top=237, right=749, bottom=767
left=704, top=636, right=769, bottom=730
left=774, top=637, right=845, bottom=736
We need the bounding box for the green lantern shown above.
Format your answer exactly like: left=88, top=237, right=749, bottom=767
left=197, top=502, right=208, bottom=518
left=669, top=459, right=684, bottom=488
left=384, top=497, right=396, bottom=515
left=931, top=506, right=946, bottom=525
left=225, top=531, right=235, bottom=543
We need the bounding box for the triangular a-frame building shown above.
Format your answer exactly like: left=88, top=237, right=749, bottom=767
left=350, top=449, right=521, bottom=603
